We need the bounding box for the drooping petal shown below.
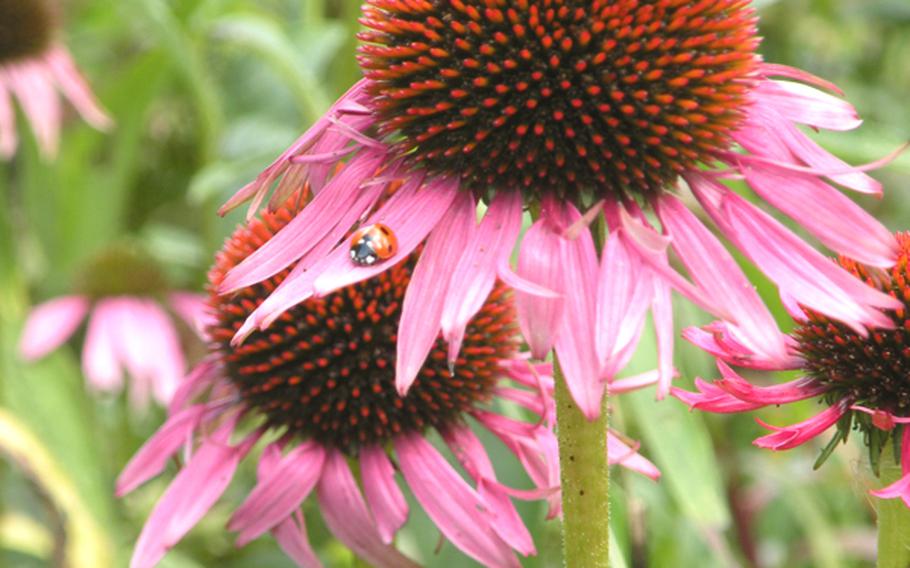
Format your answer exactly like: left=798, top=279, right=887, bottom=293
left=443, top=427, right=535, bottom=556
left=440, top=190, right=524, bottom=363
left=228, top=441, right=326, bottom=546
left=740, top=162, right=896, bottom=267
left=516, top=211, right=566, bottom=360
left=81, top=301, right=123, bottom=393
left=220, top=148, right=390, bottom=292
left=655, top=194, right=790, bottom=362
left=116, top=405, right=208, bottom=496
left=650, top=278, right=675, bottom=399
left=553, top=204, right=605, bottom=420
left=0, top=79, right=16, bottom=157
left=273, top=511, right=323, bottom=568
left=130, top=423, right=258, bottom=568
left=394, top=434, right=520, bottom=568
left=395, top=191, right=475, bottom=394
left=671, top=379, right=768, bottom=414
left=316, top=450, right=419, bottom=568
left=169, top=292, right=215, bottom=338
left=45, top=46, right=112, bottom=129
left=607, top=432, right=660, bottom=480
left=359, top=446, right=409, bottom=544
left=714, top=362, right=826, bottom=405
left=752, top=80, right=862, bottom=131
left=19, top=295, right=89, bottom=360
left=8, top=61, right=62, bottom=157
left=753, top=400, right=849, bottom=450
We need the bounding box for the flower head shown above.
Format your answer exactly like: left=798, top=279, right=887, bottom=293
left=118, top=198, right=561, bottom=568
left=0, top=0, right=111, bottom=158
left=19, top=244, right=205, bottom=409
left=218, top=1, right=899, bottom=418
left=675, top=233, right=910, bottom=507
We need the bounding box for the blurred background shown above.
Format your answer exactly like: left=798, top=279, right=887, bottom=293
left=1, top=0, right=909, bottom=566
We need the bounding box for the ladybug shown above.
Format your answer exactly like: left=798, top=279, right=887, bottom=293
left=349, top=223, right=398, bottom=266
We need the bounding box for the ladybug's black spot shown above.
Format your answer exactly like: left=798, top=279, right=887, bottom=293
left=0, top=0, right=55, bottom=63
left=209, top=205, right=518, bottom=455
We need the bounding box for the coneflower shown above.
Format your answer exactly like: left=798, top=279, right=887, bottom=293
left=675, top=233, right=910, bottom=567
left=19, top=244, right=205, bottom=409
left=0, top=0, right=110, bottom=158
left=118, top=196, right=565, bottom=568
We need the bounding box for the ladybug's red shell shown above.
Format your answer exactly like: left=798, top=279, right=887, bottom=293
left=349, top=223, right=398, bottom=266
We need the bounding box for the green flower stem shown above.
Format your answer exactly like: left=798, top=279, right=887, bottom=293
left=555, top=358, right=610, bottom=567
left=877, top=455, right=910, bottom=568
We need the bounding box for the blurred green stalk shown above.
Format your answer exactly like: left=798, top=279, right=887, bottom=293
left=555, top=358, right=610, bottom=567
left=877, top=456, right=910, bottom=568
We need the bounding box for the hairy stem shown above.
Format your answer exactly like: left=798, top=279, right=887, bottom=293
left=555, top=358, right=610, bottom=567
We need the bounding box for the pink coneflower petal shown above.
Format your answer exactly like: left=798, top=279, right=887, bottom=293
left=273, top=511, right=322, bottom=568
left=316, top=450, right=419, bottom=568
left=130, top=423, right=258, bottom=568
left=444, top=427, right=535, bottom=556
left=871, top=473, right=910, bottom=509
left=81, top=301, right=123, bottom=392
left=714, top=362, right=826, bottom=404
left=229, top=441, right=326, bottom=546
left=554, top=205, right=605, bottom=420
left=595, top=230, right=649, bottom=375
left=360, top=446, right=409, bottom=544
left=740, top=163, right=896, bottom=267
left=516, top=212, right=566, bottom=360
left=219, top=79, right=374, bottom=217
left=617, top=207, right=728, bottom=320
left=738, top=106, right=881, bottom=195
left=169, top=292, right=214, bottom=337
left=394, top=434, right=519, bottom=568
left=8, top=61, right=61, bottom=157
left=116, top=405, right=208, bottom=496
left=681, top=324, right=802, bottom=371
left=0, top=80, right=16, bottom=157
left=752, top=80, right=862, bottom=131
left=220, top=149, right=390, bottom=293
left=753, top=400, right=849, bottom=450
left=655, top=194, right=790, bottom=362
left=610, top=370, right=660, bottom=394
left=473, top=411, right=561, bottom=519
left=396, top=190, right=475, bottom=394
left=19, top=294, right=89, bottom=360
left=651, top=279, right=675, bottom=399
left=671, top=379, right=767, bottom=414
left=44, top=46, right=112, bottom=130
left=236, top=176, right=457, bottom=341
left=441, top=190, right=523, bottom=363
left=688, top=173, right=900, bottom=332
left=607, top=432, right=660, bottom=481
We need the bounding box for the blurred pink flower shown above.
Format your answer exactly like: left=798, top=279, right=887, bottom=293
left=0, top=0, right=110, bottom=159
left=19, top=292, right=206, bottom=409
left=118, top=202, right=562, bottom=568
left=675, top=232, right=910, bottom=508
left=215, top=2, right=900, bottom=418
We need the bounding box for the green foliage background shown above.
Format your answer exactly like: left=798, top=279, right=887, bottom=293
left=1, top=0, right=909, bottom=566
